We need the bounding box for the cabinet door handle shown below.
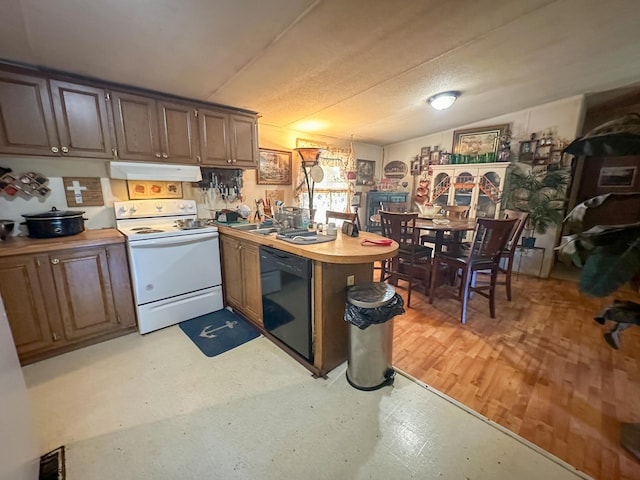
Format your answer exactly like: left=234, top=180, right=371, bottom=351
left=155, top=152, right=162, bottom=158
left=196, top=155, right=201, bottom=163
left=51, top=258, right=60, bottom=265
left=52, top=332, right=60, bottom=341
left=162, top=153, right=168, bottom=159
left=61, top=146, right=69, bottom=153
left=227, top=159, right=232, bottom=164
left=51, top=146, right=60, bottom=153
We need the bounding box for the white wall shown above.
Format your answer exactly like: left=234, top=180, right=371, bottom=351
left=0, top=295, right=39, bottom=480
left=0, top=128, right=382, bottom=234
left=383, top=96, right=585, bottom=277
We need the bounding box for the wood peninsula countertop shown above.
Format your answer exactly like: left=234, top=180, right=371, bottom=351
left=0, top=228, right=125, bottom=257
left=218, top=224, right=399, bottom=377
left=217, top=225, right=398, bottom=264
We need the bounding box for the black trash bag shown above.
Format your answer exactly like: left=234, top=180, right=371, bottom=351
left=344, top=294, right=405, bottom=329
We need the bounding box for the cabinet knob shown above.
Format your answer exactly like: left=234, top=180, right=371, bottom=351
left=61, top=146, right=69, bottom=153
left=227, top=159, right=232, bottom=164
left=155, top=152, right=162, bottom=158
left=196, top=155, right=201, bottom=163
left=51, top=258, right=60, bottom=265
left=162, top=153, right=168, bottom=159
left=51, top=146, right=60, bottom=153
left=52, top=332, right=60, bottom=341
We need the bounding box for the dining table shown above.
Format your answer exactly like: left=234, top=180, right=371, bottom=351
left=414, top=216, right=477, bottom=255
left=371, top=213, right=477, bottom=255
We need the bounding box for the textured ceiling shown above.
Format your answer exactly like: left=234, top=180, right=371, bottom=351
left=1, top=0, right=640, bottom=146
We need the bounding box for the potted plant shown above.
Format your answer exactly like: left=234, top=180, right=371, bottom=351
left=557, top=113, right=640, bottom=459
left=506, top=168, right=569, bottom=247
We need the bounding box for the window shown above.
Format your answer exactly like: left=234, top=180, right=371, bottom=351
left=296, top=140, right=353, bottom=223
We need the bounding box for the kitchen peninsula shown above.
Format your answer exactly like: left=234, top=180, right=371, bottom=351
left=218, top=226, right=398, bottom=376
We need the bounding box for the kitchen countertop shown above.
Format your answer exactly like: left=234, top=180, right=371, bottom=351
left=0, top=228, right=125, bottom=257
left=217, top=225, right=398, bottom=264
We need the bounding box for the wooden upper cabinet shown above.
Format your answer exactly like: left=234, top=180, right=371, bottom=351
left=49, top=80, right=114, bottom=158
left=111, top=91, right=162, bottom=161
left=0, top=72, right=113, bottom=158
left=198, top=110, right=258, bottom=167
left=0, top=64, right=257, bottom=163
left=229, top=113, right=258, bottom=167
left=0, top=71, right=59, bottom=156
left=111, top=92, right=198, bottom=163
left=198, top=107, right=229, bottom=165
left=157, top=100, right=198, bottom=163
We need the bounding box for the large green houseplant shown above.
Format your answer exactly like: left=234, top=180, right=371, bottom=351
left=506, top=168, right=569, bottom=247
left=557, top=113, right=640, bottom=460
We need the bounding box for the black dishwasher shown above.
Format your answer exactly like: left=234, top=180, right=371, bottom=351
left=259, top=246, right=313, bottom=362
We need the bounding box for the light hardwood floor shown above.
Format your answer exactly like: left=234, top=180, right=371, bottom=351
left=390, top=272, right=640, bottom=480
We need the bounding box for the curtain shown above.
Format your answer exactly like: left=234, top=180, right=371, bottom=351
left=295, top=138, right=355, bottom=223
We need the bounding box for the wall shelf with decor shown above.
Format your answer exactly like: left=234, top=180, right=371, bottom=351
left=518, top=131, right=563, bottom=167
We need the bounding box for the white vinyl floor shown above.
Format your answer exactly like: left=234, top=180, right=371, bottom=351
left=23, top=325, right=592, bottom=479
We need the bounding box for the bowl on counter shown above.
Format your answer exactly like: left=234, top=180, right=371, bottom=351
left=416, top=204, right=442, bottom=217
left=174, top=218, right=214, bottom=229
left=0, top=219, right=14, bottom=240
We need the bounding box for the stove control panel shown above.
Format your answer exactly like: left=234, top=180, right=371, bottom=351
left=115, top=199, right=198, bottom=219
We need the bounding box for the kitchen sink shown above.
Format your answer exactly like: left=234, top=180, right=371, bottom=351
left=228, top=223, right=262, bottom=231
left=229, top=223, right=280, bottom=235
left=250, top=227, right=280, bottom=235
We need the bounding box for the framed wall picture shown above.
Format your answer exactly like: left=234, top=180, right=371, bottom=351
left=549, top=150, right=563, bottom=164
left=429, top=150, right=440, bottom=164
left=257, top=148, right=292, bottom=185
left=410, top=158, right=420, bottom=175
left=598, top=166, right=637, bottom=187
left=420, top=146, right=430, bottom=156
left=127, top=180, right=183, bottom=199
left=452, top=124, right=509, bottom=155
left=420, top=155, right=430, bottom=171
left=356, top=159, right=375, bottom=185
left=383, top=160, right=408, bottom=179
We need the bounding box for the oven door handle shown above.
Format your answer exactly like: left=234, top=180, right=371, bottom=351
left=129, top=232, right=218, bottom=247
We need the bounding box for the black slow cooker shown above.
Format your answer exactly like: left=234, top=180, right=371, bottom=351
left=22, top=207, right=87, bottom=238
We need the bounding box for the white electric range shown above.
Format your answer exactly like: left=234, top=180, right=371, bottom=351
left=115, top=199, right=223, bottom=334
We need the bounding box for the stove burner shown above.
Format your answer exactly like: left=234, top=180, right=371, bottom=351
left=131, top=227, right=155, bottom=231
left=133, top=229, right=165, bottom=234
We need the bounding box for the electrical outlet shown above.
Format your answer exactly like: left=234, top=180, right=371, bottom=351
left=346, top=274, right=355, bottom=286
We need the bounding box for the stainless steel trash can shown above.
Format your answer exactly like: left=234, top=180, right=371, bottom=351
left=345, top=282, right=397, bottom=391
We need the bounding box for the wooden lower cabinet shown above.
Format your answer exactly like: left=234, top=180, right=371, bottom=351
left=220, top=236, right=262, bottom=325
left=0, top=243, right=136, bottom=364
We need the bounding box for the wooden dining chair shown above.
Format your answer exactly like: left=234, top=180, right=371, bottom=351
left=420, top=204, right=471, bottom=250
left=429, top=217, right=517, bottom=323
left=443, top=205, right=470, bottom=219
left=380, top=202, right=410, bottom=213
left=325, top=210, right=358, bottom=228
left=379, top=211, right=432, bottom=307
left=472, top=210, right=530, bottom=301
left=497, top=210, right=529, bottom=300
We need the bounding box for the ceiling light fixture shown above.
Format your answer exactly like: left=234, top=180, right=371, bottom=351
left=427, top=91, right=460, bottom=111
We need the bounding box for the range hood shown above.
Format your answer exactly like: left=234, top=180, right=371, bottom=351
left=108, top=161, right=202, bottom=182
